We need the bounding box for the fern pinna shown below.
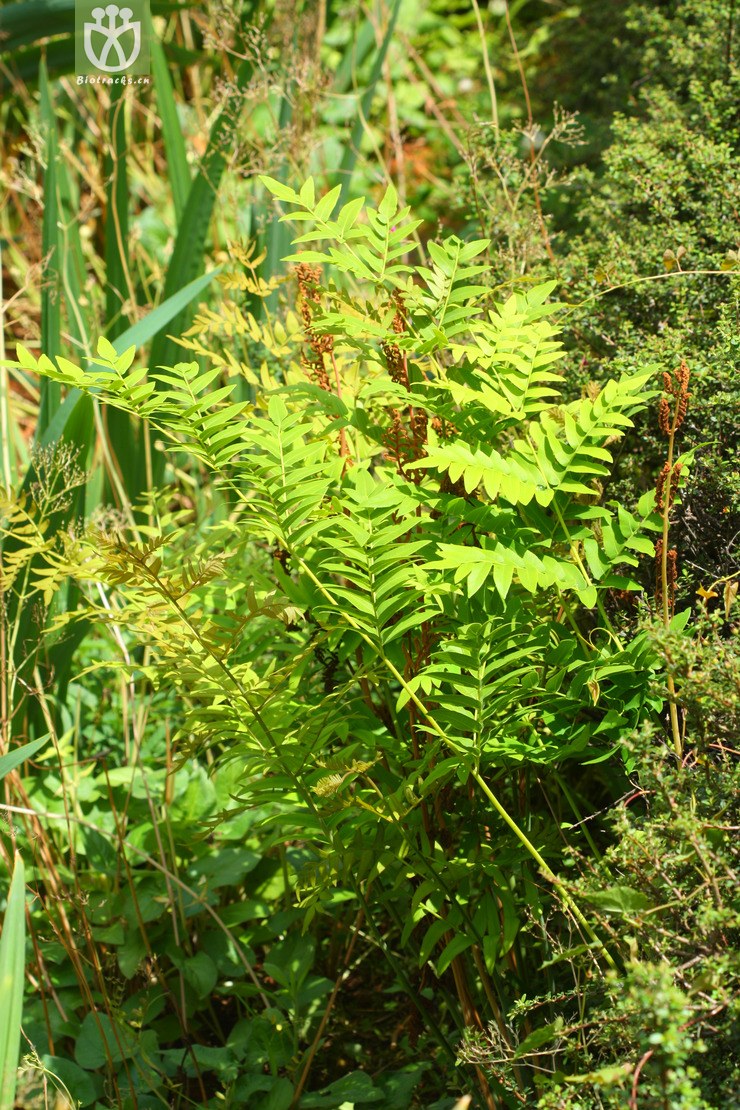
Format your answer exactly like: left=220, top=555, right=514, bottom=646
left=12, top=179, right=665, bottom=1105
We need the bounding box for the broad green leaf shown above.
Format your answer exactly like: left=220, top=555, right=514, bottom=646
left=0, top=736, right=49, bottom=780
left=584, top=886, right=651, bottom=915
left=514, top=1017, right=565, bottom=1060
left=436, top=933, right=474, bottom=975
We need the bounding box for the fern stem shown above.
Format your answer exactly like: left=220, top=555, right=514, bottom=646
left=557, top=592, right=592, bottom=652
left=329, top=350, right=350, bottom=460
left=468, top=769, right=616, bottom=970
left=660, top=402, right=683, bottom=759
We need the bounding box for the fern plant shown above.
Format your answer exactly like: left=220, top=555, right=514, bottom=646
left=8, top=180, right=667, bottom=1108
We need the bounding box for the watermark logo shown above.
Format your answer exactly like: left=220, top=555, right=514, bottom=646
left=85, top=6, right=141, bottom=71
left=75, top=0, right=151, bottom=81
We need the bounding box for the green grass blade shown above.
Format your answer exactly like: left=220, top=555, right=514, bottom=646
left=261, top=95, right=294, bottom=317
left=113, top=266, right=223, bottom=358
left=102, top=82, right=143, bottom=506
left=0, top=1, right=189, bottom=90
left=0, top=737, right=48, bottom=780
left=15, top=267, right=222, bottom=457
left=22, top=270, right=220, bottom=460
left=104, top=84, right=131, bottom=340
left=148, top=57, right=254, bottom=377
left=151, top=34, right=191, bottom=222
left=102, top=266, right=224, bottom=500
left=37, top=60, right=61, bottom=433
left=0, top=40, right=75, bottom=93
left=0, top=854, right=26, bottom=1110
left=0, top=0, right=76, bottom=54
left=333, top=11, right=379, bottom=93
left=55, top=139, right=90, bottom=356
left=336, top=0, right=401, bottom=202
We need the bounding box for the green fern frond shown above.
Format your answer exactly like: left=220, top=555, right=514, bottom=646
left=411, top=236, right=490, bottom=346
left=529, top=370, right=656, bottom=497
left=261, top=177, right=421, bottom=288
left=311, top=468, right=437, bottom=647
left=446, top=283, right=565, bottom=422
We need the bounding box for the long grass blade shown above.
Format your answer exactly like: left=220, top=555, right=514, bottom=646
left=22, top=268, right=221, bottom=461
left=102, top=81, right=145, bottom=505
left=104, top=85, right=131, bottom=340
left=0, top=0, right=77, bottom=54
left=0, top=737, right=48, bottom=780
left=261, top=95, right=294, bottom=319
left=0, top=0, right=187, bottom=90
left=37, top=60, right=61, bottom=433
left=148, top=57, right=255, bottom=378
left=0, top=854, right=26, bottom=1110
left=333, top=11, right=379, bottom=93
left=151, top=34, right=191, bottom=222
left=336, top=0, right=401, bottom=202
left=113, top=266, right=223, bottom=359
left=55, top=137, right=90, bottom=357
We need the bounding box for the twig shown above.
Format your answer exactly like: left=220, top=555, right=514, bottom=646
left=630, top=1048, right=654, bottom=1110
left=472, top=0, right=499, bottom=130
left=504, top=2, right=556, bottom=267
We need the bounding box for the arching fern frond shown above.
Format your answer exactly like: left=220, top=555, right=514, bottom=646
left=445, top=281, right=565, bottom=425
left=261, top=177, right=421, bottom=288
left=310, top=468, right=438, bottom=648
left=414, top=368, right=654, bottom=509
